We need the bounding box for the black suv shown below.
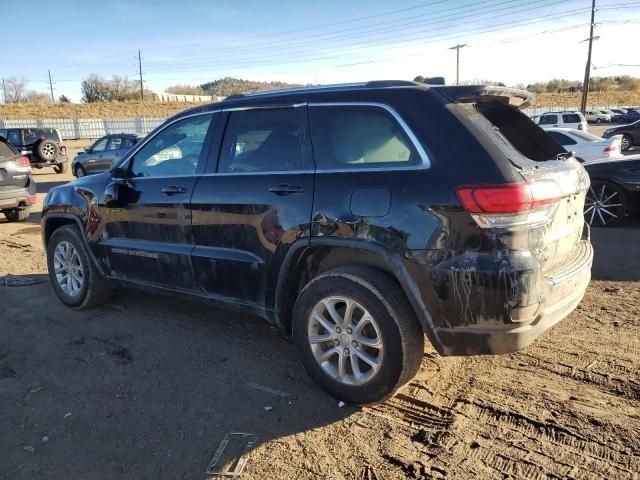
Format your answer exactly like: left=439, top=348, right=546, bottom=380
left=0, top=128, right=68, bottom=173
left=41, top=81, right=593, bottom=404
left=0, top=137, right=36, bottom=221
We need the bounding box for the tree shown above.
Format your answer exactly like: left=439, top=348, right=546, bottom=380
left=166, top=84, right=206, bottom=95
left=58, top=95, right=71, bottom=103
left=81, top=74, right=143, bottom=102
left=81, top=74, right=110, bottom=102
left=24, top=91, right=52, bottom=104
left=4, top=76, right=29, bottom=103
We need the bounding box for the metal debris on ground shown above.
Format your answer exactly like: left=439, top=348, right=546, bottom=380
left=29, top=386, right=46, bottom=394
left=604, top=287, right=622, bottom=293
left=338, top=401, right=346, bottom=408
left=0, top=275, right=47, bottom=287
left=247, top=382, right=290, bottom=398
left=64, top=412, right=72, bottom=418
left=263, top=405, right=273, bottom=412
left=23, top=446, right=35, bottom=453
left=586, top=360, right=597, bottom=371
left=205, top=432, right=258, bottom=477
left=41, top=436, right=49, bottom=443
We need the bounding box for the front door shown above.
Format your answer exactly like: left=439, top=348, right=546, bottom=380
left=97, top=113, right=216, bottom=291
left=190, top=105, right=314, bottom=310
left=83, top=136, right=109, bottom=175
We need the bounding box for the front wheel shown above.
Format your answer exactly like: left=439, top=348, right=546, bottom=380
left=585, top=180, right=627, bottom=227
left=292, top=266, right=424, bottom=405
left=47, top=225, right=112, bottom=308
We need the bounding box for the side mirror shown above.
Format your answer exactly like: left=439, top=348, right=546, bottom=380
left=111, top=165, right=129, bottom=179
left=103, top=181, right=122, bottom=208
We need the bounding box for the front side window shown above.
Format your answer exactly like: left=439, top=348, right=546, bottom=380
left=130, top=114, right=213, bottom=178
left=91, top=137, right=108, bottom=152
left=107, top=137, right=123, bottom=150
left=538, top=115, right=558, bottom=125
left=218, top=108, right=309, bottom=173
left=309, top=105, right=419, bottom=170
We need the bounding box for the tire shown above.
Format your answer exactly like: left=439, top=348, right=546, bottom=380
left=74, top=164, right=86, bottom=177
left=34, top=139, right=60, bottom=162
left=595, top=118, right=603, bottom=124
left=53, top=162, right=68, bottom=174
left=292, top=266, right=424, bottom=405
left=621, top=135, right=632, bottom=151
left=47, top=225, right=113, bottom=308
left=3, top=207, right=30, bottom=222
left=585, top=180, right=627, bottom=227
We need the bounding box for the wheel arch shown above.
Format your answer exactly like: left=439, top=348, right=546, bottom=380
left=42, top=213, right=106, bottom=276
left=274, top=237, right=443, bottom=353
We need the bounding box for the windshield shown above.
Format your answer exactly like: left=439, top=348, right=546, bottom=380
left=22, top=128, right=61, bottom=144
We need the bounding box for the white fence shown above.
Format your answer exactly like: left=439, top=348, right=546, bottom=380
left=0, top=118, right=166, bottom=140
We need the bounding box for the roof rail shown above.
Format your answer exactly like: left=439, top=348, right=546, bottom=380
left=222, top=80, right=422, bottom=101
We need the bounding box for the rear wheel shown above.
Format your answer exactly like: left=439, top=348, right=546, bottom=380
left=47, top=225, right=112, bottom=308
left=75, top=164, right=86, bottom=177
left=53, top=162, right=68, bottom=174
left=621, top=135, right=632, bottom=151
left=3, top=207, right=30, bottom=222
left=292, top=266, right=424, bottom=405
left=585, top=180, right=627, bottom=227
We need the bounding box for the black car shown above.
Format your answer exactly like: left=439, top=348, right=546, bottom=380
left=602, top=120, right=640, bottom=151
left=72, top=134, right=141, bottom=177
left=41, top=81, right=593, bottom=404
left=0, top=127, right=68, bottom=173
left=0, top=137, right=36, bottom=222
left=583, top=156, right=640, bottom=227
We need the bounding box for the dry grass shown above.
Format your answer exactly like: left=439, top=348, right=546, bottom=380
left=0, top=91, right=639, bottom=120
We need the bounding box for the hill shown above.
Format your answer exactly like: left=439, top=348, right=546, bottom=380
left=199, top=77, right=303, bottom=97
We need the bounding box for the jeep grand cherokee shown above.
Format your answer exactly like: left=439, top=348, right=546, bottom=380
left=41, top=81, right=593, bottom=405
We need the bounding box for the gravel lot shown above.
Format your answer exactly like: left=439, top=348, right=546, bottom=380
left=0, top=139, right=638, bottom=479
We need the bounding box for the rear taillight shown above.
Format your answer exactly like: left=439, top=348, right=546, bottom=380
left=577, top=124, right=584, bottom=130
left=15, top=156, right=30, bottom=168
left=457, top=181, right=562, bottom=229
left=60, top=144, right=66, bottom=154
left=603, top=145, right=617, bottom=154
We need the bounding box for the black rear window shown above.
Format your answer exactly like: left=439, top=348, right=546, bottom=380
left=562, top=114, right=581, bottom=123
left=474, top=102, right=564, bottom=162
left=22, top=128, right=61, bottom=144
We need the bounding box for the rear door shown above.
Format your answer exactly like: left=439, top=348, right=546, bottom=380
left=97, top=113, right=215, bottom=290
left=83, top=136, right=109, bottom=174
left=190, top=105, right=314, bottom=309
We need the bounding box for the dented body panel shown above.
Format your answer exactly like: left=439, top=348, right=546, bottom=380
left=41, top=82, right=593, bottom=356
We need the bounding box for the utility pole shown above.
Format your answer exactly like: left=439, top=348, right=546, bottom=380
left=138, top=50, right=144, bottom=101
left=449, top=44, right=467, bottom=85
left=2, top=78, right=6, bottom=104
left=580, top=0, right=597, bottom=114
left=48, top=70, right=55, bottom=103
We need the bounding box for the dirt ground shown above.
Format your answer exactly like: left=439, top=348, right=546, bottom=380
left=0, top=141, right=639, bottom=479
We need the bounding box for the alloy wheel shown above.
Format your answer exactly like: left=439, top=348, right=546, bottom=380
left=584, top=183, right=624, bottom=226
left=621, top=136, right=631, bottom=151
left=308, top=296, right=383, bottom=386
left=53, top=241, right=84, bottom=296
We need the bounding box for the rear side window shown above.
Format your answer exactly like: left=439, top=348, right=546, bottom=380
left=562, top=114, right=581, bottom=123
left=23, top=128, right=61, bottom=144
left=538, top=115, right=557, bottom=125
left=6, top=130, right=20, bottom=145
left=107, top=137, right=123, bottom=150
left=309, top=105, right=419, bottom=170
left=547, top=131, right=576, bottom=145
left=218, top=107, right=309, bottom=173
left=474, top=102, right=564, bottom=162
left=0, top=140, right=17, bottom=159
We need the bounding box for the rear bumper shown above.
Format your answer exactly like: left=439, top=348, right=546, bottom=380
left=424, top=240, right=593, bottom=355
left=30, top=155, right=68, bottom=167
left=0, top=181, right=37, bottom=210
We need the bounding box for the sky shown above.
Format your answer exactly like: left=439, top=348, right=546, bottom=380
left=0, top=0, right=638, bottom=101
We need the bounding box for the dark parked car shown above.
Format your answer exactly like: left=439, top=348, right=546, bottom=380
left=0, top=137, right=36, bottom=222
left=612, top=109, right=640, bottom=124
left=72, top=134, right=141, bottom=177
left=0, top=128, right=68, bottom=173
left=602, top=120, right=640, bottom=151
left=583, top=156, right=640, bottom=227
left=41, top=81, right=593, bottom=404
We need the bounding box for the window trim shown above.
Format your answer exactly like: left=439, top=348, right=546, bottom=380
left=115, top=111, right=218, bottom=175
left=308, top=102, right=430, bottom=172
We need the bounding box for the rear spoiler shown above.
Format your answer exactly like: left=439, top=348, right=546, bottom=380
left=433, top=85, right=534, bottom=109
